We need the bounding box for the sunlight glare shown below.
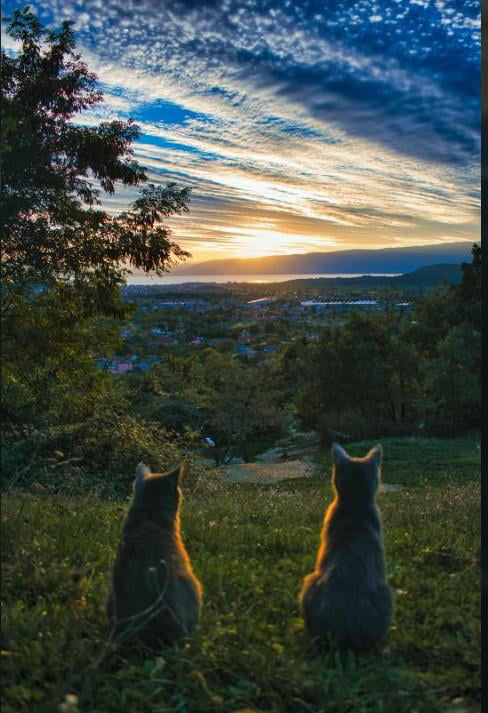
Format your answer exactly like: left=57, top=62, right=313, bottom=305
left=214, top=226, right=337, bottom=258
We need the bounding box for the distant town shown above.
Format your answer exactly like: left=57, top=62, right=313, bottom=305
left=96, top=277, right=423, bottom=375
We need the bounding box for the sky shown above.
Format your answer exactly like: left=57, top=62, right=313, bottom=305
left=2, top=0, right=481, bottom=264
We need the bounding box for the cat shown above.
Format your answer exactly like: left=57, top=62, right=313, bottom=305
left=300, top=442, right=393, bottom=652
left=107, top=463, right=202, bottom=647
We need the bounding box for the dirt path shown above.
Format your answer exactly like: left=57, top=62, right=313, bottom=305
left=220, top=459, right=313, bottom=484
left=219, top=459, right=405, bottom=490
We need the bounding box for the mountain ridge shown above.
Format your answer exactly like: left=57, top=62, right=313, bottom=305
left=174, top=242, right=473, bottom=275
left=274, top=263, right=463, bottom=289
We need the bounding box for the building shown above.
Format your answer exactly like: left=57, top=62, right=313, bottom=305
left=300, top=300, right=378, bottom=311
left=238, top=329, right=251, bottom=344
left=109, top=359, right=133, bottom=374
left=246, top=297, right=273, bottom=308
left=233, top=344, right=257, bottom=359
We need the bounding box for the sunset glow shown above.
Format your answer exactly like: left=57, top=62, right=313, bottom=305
left=2, top=0, right=480, bottom=264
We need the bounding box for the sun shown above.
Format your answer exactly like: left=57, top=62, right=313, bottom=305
left=214, top=225, right=337, bottom=258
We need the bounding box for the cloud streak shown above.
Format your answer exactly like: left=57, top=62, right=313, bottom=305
left=3, top=0, right=480, bottom=262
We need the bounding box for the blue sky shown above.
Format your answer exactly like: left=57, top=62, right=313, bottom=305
left=2, top=0, right=480, bottom=263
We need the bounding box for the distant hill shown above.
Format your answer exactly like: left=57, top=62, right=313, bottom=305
left=277, top=263, right=462, bottom=289
left=395, top=263, right=462, bottom=287
left=174, top=242, right=473, bottom=275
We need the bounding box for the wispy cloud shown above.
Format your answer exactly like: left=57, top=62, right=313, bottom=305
left=3, top=0, right=480, bottom=262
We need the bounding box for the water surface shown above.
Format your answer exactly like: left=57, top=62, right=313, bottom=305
left=126, top=272, right=400, bottom=285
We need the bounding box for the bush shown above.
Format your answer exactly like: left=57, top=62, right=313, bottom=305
left=1, top=415, right=208, bottom=498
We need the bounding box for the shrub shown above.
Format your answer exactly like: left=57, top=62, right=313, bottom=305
left=1, top=415, right=208, bottom=498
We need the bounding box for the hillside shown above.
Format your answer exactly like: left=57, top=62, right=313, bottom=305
left=275, top=262, right=463, bottom=289
left=2, top=438, right=480, bottom=713
left=395, top=262, right=463, bottom=286
left=174, top=242, right=473, bottom=275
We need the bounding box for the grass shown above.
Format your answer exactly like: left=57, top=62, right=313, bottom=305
left=1, top=438, right=480, bottom=713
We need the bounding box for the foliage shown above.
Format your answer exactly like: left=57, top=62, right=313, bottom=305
left=283, top=310, right=421, bottom=438
left=411, top=250, right=481, bottom=361
left=458, top=243, right=481, bottom=306
left=282, top=244, right=481, bottom=439
left=1, top=7, right=190, bottom=293
left=411, top=243, right=481, bottom=434
left=1, top=284, right=126, bottom=437
left=1, top=413, right=207, bottom=497
left=129, top=350, right=290, bottom=464
left=423, top=325, right=481, bottom=434
left=0, top=287, right=204, bottom=495
left=1, top=438, right=480, bottom=712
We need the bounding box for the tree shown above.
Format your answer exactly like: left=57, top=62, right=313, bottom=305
left=458, top=243, right=481, bottom=305
left=424, top=325, right=481, bottom=433
left=411, top=243, right=481, bottom=356
left=1, top=7, right=190, bottom=300
left=286, top=311, right=421, bottom=438
left=411, top=244, right=481, bottom=433
left=198, top=352, right=285, bottom=464
left=130, top=351, right=287, bottom=464
left=0, top=7, right=192, bottom=462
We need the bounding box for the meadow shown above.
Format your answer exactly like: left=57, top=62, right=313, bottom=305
left=1, top=438, right=480, bottom=713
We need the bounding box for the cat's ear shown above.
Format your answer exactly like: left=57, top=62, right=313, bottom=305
left=331, top=442, right=348, bottom=465
left=164, top=464, right=183, bottom=489
left=134, top=462, right=151, bottom=494
left=367, top=444, right=383, bottom=468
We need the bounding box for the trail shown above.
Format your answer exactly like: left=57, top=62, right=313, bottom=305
left=220, top=459, right=405, bottom=490
left=220, top=460, right=313, bottom=484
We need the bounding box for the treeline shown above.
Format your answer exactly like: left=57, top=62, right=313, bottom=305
left=279, top=245, right=481, bottom=439
left=2, top=245, right=480, bottom=491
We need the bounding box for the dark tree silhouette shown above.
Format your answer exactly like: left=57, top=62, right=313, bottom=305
left=1, top=7, right=190, bottom=297
left=458, top=243, right=481, bottom=304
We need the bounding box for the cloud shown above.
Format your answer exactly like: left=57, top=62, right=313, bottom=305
left=2, top=0, right=479, bottom=261
left=19, top=0, right=479, bottom=163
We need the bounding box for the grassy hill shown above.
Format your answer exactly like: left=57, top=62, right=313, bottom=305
left=1, top=438, right=480, bottom=713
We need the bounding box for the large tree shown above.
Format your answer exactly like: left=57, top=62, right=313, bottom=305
left=0, top=7, right=191, bottom=442
left=1, top=6, right=190, bottom=298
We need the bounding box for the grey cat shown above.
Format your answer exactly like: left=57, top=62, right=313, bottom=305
left=300, top=443, right=393, bottom=652
left=107, top=463, right=202, bottom=647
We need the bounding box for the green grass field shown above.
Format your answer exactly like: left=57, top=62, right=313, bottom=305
left=1, top=438, right=480, bottom=713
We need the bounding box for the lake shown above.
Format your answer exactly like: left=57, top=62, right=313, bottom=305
left=126, top=273, right=400, bottom=285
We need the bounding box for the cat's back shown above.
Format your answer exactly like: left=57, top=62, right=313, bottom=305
left=108, top=463, right=202, bottom=645
left=300, top=443, right=393, bottom=652
left=324, top=501, right=385, bottom=576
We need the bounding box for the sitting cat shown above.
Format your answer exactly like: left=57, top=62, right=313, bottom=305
left=107, top=463, right=202, bottom=647
left=300, top=443, right=392, bottom=652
